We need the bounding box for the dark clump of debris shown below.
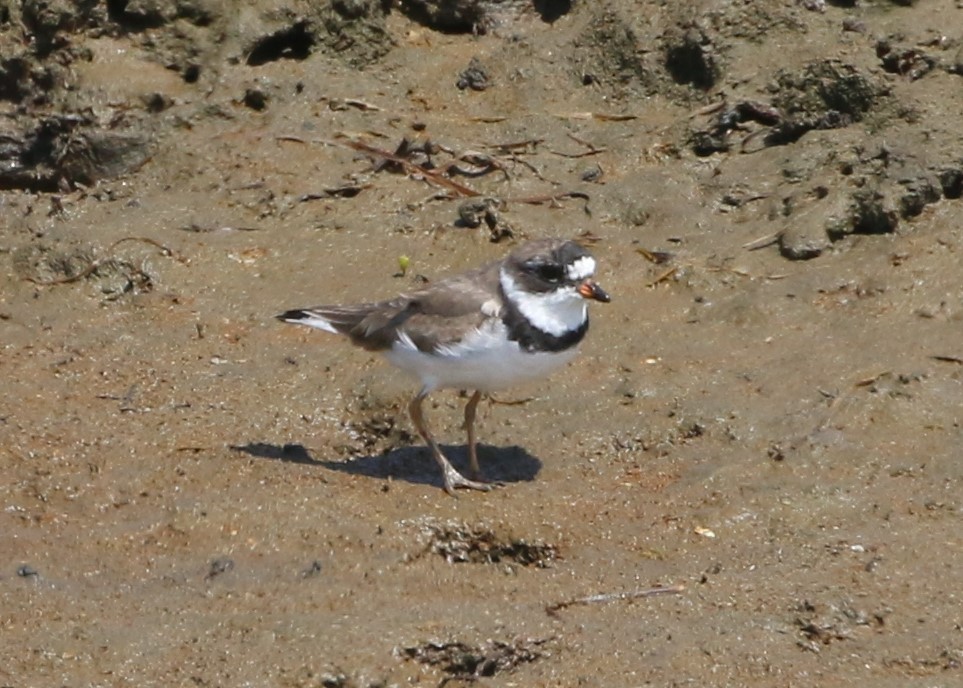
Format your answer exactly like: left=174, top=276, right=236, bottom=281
left=399, top=637, right=553, bottom=678
left=456, top=56, right=490, bottom=91
left=793, top=598, right=887, bottom=654
left=456, top=196, right=514, bottom=242
left=690, top=60, right=885, bottom=155
left=398, top=0, right=566, bottom=34
left=876, top=37, right=936, bottom=81
left=12, top=242, right=158, bottom=299
left=764, top=59, right=883, bottom=147
left=344, top=412, right=414, bottom=455
left=0, top=114, right=150, bottom=192
left=772, top=59, right=882, bottom=121
left=409, top=519, right=559, bottom=567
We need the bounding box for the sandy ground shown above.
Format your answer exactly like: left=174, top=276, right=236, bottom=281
left=2, top=0, right=962, bottom=685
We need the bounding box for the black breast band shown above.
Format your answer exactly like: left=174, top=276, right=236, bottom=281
left=501, top=301, right=589, bottom=353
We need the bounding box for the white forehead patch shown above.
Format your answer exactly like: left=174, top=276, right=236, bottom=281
left=566, top=256, right=596, bottom=281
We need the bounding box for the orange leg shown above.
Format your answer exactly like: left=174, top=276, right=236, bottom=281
left=409, top=391, right=491, bottom=496
left=463, top=390, right=483, bottom=480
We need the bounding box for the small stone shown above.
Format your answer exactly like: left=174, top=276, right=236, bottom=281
left=456, top=57, right=490, bottom=91
left=302, top=560, right=323, bottom=578
left=206, top=557, right=235, bottom=580
left=457, top=197, right=501, bottom=228
left=780, top=223, right=830, bottom=260
left=841, top=18, right=867, bottom=33
left=581, top=165, right=603, bottom=183
left=243, top=87, right=268, bottom=111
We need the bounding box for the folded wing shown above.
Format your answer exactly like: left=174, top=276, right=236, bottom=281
left=277, top=262, right=503, bottom=353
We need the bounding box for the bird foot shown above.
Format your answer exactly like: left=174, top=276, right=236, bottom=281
left=442, top=465, right=495, bottom=497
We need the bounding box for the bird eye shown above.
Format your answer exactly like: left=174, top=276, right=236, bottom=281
left=526, top=261, right=564, bottom=283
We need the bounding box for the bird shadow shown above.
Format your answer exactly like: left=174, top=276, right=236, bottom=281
left=229, top=442, right=322, bottom=466
left=230, top=441, right=542, bottom=490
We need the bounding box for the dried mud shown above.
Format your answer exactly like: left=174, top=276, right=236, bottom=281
left=2, top=0, right=962, bottom=685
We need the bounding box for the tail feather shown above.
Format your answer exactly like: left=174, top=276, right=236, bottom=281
left=276, top=308, right=341, bottom=335
left=276, top=305, right=382, bottom=337
left=277, top=301, right=411, bottom=351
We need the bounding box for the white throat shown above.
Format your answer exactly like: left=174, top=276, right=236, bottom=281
left=500, top=268, right=588, bottom=337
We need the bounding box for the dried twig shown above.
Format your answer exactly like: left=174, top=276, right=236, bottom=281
left=649, top=266, right=679, bottom=286
left=326, top=97, right=382, bottom=112
left=298, top=183, right=372, bottom=202
left=691, top=100, right=728, bottom=118
left=547, top=584, right=685, bottom=616
left=705, top=265, right=787, bottom=281
left=549, top=133, right=608, bottom=158
left=483, top=139, right=553, bottom=180
left=854, top=371, right=893, bottom=387
left=576, top=230, right=603, bottom=245
left=341, top=139, right=480, bottom=197
left=509, top=155, right=556, bottom=183
left=931, top=355, right=963, bottom=364
left=508, top=191, right=591, bottom=212
left=488, top=394, right=537, bottom=406
left=636, top=247, right=673, bottom=264
left=743, top=230, right=785, bottom=251
left=557, top=112, right=639, bottom=122
left=437, top=151, right=510, bottom=180
left=179, top=223, right=262, bottom=232
left=485, top=138, right=544, bottom=153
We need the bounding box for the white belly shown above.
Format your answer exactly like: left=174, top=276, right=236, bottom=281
left=384, top=320, right=579, bottom=393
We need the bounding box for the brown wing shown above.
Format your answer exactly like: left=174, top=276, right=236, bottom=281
left=286, top=260, right=503, bottom=352
left=383, top=261, right=503, bottom=352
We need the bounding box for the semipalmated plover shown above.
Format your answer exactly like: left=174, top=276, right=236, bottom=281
left=277, top=237, right=609, bottom=495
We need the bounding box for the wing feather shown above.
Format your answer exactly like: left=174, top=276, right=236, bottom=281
left=277, top=260, right=504, bottom=352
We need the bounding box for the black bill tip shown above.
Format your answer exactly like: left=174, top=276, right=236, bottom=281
left=578, top=280, right=611, bottom=303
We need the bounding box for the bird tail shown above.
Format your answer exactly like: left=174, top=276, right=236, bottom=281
left=276, top=305, right=381, bottom=338
left=276, top=308, right=341, bottom=334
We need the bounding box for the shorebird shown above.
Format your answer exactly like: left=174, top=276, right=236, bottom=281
left=278, top=238, right=609, bottom=495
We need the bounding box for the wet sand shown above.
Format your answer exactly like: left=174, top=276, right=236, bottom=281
left=2, top=1, right=962, bottom=684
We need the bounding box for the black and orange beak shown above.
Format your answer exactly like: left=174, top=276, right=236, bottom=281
left=578, top=279, right=611, bottom=303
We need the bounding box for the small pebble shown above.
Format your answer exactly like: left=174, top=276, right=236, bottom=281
left=243, top=88, right=268, bottom=111
left=302, top=560, right=323, bottom=578
left=206, top=557, right=235, bottom=580
left=841, top=18, right=866, bottom=33
left=581, top=165, right=603, bottom=183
